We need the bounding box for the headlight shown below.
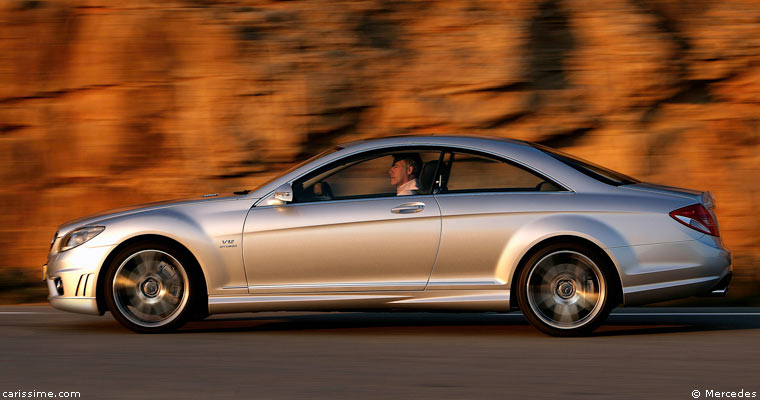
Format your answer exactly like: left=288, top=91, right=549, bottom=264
left=49, top=231, right=58, bottom=252
left=60, top=226, right=105, bottom=252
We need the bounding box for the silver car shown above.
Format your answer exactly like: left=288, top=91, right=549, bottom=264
left=43, top=135, right=732, bottom=336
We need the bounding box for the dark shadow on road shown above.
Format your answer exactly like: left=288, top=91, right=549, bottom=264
left=159, top=311, right=760, bottom=337
left=180, top=312, right=539, bottom=336
left=35, top=308, right=760, bottom=337
left=593, top=313, right=760, bottom=337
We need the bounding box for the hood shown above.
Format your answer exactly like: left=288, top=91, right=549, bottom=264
left=57, top=193, right=244, bottom=236
left=622, top=182, right=705, bottom=203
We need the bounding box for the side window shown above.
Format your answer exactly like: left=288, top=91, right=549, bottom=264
left=444, top=152, right=562, bottom=193
left=293, top=150, right=442, bottom=202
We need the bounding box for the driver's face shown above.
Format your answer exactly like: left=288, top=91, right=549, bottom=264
left=389, top=160, right=412, bottom=187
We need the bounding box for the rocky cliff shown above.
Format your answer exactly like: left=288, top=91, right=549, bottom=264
left=1, top=0, right=758, bottom=299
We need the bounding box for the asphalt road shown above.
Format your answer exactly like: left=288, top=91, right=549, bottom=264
left=0, top=306, right=758, bottom=400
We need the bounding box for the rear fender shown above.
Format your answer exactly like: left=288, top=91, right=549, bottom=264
left=496, top=214, right=627, bottom=288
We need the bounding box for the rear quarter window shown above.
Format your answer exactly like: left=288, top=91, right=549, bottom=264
left=445, top=152, right=563, bottom=193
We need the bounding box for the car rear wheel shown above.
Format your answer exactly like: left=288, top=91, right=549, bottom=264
left=105, top=243, right=197, bottom=333
left=517, top=243, right=613, bottom=336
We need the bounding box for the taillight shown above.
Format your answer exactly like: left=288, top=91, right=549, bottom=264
left=669, top=204, right=719, bottom=236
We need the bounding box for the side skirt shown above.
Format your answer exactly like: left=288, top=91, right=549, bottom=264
left=208, top=290, right=510, bottom=314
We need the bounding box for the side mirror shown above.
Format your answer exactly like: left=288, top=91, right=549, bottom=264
left=273, top=183, right=293, bottom=203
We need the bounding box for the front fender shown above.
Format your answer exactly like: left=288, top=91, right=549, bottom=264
left=83, top=199, right=255, bottom=296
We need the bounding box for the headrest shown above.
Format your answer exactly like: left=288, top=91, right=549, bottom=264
left=419, top=160, right=440, bottom=194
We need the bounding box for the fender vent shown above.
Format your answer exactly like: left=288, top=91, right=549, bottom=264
left=75, top=274, right=94, bottom=297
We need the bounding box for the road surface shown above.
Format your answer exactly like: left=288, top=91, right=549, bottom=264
left=0, top=305, right=758, bottom=399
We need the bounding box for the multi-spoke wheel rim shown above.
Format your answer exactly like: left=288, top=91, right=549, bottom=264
left=526, top=250, right=606, bottom=330
left=112, top=250, right=189, bottom=328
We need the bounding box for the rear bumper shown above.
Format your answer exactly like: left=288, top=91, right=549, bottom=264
left=699, top=272, right=732, bottom=297
left=610, top=237, right=732, bottom=306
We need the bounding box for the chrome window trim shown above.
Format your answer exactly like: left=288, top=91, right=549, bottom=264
left=433, top=191, right=576, bottom=199
left=254, top=143, right=574, bottom=207
left=255, top=192, right=438, bottom=209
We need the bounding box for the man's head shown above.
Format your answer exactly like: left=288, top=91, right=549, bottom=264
left=389, top=153, right=422, bottom=187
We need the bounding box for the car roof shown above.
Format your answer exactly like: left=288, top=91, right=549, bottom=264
left=249, top=134, right=623, bottom=199
left=338, top=134, right=533, bottom=150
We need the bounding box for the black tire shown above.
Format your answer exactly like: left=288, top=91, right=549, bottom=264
left=104, top=242, right=201, bottom=333
left=516, top=242, right=614, bottom=337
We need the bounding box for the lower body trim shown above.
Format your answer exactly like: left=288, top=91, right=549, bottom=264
left=49, top=296, right=100, bottom=315
left=209, top=290, right=510, bottom=314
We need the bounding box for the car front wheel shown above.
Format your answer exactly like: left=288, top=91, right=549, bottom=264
left=517, top=243, right=613, bottom=336
left=104, top=243, right=197, bottom=333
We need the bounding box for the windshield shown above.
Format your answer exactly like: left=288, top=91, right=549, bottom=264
left=530, top=143, right=640, bottom=186
left=249, top=146, right=342, bottom=192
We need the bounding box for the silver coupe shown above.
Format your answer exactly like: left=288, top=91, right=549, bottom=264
left=43, top=135, right=732, bottom=336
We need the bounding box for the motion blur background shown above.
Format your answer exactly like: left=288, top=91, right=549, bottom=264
left=0, top=0, right=758, bottom=303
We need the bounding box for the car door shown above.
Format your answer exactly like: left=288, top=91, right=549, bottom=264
left=242, top=150, right=443, bottom=293
left=429, top=150, right=570, bottom=290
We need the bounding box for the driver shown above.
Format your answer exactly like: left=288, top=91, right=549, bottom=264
left=389, top=153, right=422, bottom=196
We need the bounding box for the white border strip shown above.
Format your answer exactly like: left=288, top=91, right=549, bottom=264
left=612, top=312, right=760, bottom=316
left=0, top=311, right=54, bottom=315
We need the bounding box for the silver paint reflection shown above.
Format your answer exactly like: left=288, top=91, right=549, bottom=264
left=42, top=135, right=731, bottom=330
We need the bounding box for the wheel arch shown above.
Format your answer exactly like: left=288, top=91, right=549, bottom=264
left=508, top=235, right=623, bottom=311
left=96, top=234, right=208, bottom=315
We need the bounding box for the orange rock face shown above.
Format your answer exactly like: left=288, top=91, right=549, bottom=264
left=1, top=0, right=758, bottom=294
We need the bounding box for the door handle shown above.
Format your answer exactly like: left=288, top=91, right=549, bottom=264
left=391, top=202, right=425, bottom=214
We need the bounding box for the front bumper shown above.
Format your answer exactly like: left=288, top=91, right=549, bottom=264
left=44, top=244, right=114, bottom=316
left=44, top=270, right=101, bottom=315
